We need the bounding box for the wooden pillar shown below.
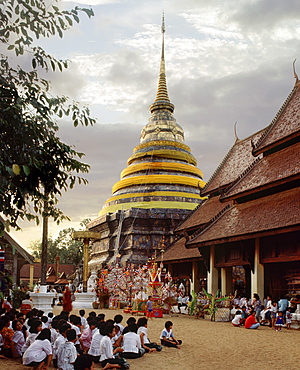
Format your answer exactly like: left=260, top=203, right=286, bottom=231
left=191, top=261, right=200, bottom=293
left=221, top=266, right=232, bottom=296
left=29, top=264, right=34, bottom=288
left=207, top=245, right=218, bottom=294
left=83, top=238, right=89, bottom=293
left=13, top=253, right=18, bottom=287
left=251, top=238, right=264, bottom=299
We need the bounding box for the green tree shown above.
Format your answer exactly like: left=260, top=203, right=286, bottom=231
left=30, top=218, right=91, bottom=266
left=0, top=0, right=96, bottom=234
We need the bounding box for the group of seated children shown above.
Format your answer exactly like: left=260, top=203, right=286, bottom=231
left=0, top=307, right=182, bottom=370
left=231, top=304, right=292, bottom=331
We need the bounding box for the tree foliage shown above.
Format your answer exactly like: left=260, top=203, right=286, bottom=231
left=0, top=0, right=96, bottom=233
left=30, top=218, right=91, bottom=266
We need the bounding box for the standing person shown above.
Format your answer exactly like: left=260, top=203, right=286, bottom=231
left=160, top=321, right=182, bottom=349
left=22, top=328, right=53, bottom=370
left=11, top=319, right=25, bottom=358
left=278, top=296, right=289, bottom=320
left=63, top=286, right=72, bottom=313
left=270, top=301, right=278, bottom=329
left=275, top=311, right=284, bottom=332
left=285, top=307, right=292, bottom=330
left=251, top=293, right=261, bottom=322
left=177, top=295, right=183, bottom=313
left=244, top=310, right=260, bottom=329
left=146, top=296, right=153, bottom=319
left=57, top=329, right=78, bottom=370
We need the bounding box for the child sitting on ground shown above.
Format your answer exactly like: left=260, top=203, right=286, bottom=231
left=231, top=310, right=242, bottom=327
left=53, top=322, right=71, bottom=368
left=79, top=320, right=97, bottom=353
left=160, top=321, right=182, bottom=349
left=137, top=317, right=162, bottom=352
left=100, top=323, right=129, bottom=370
left=11, top=319, right=25, bottom=358
left=79, top=310, right=87, bottom=331
left=114, top=315, right=124, bottom=334
left=57, top=328, right=78, bottom=370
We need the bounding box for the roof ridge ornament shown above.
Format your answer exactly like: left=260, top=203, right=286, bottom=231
left=293, top=59, right=299, bottom=86
left=234, top=121, right=240, bottom=142
left=149, top=13, right=175, bottom=114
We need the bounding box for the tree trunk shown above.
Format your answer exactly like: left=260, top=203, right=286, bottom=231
left=40, top=197, right=49, bottom=285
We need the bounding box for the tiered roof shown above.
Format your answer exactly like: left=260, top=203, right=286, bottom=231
left=157, top=237, right=201, bottom=262
left=253, top=84, right=300, bottom=155
left=187, top=187, right=300, bottom=247
left=182, top=77, right=300, bottom=249
left=221, top=141, right=300, bottom=201
left=201, top=130, right=264, bottom=197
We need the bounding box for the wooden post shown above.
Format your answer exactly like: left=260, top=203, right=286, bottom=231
left=29, top=264, right=34, bottom=288
left=83, top=238, right=89, bottom=292
left=41, top=197, right=49, bottom=286
left=251, top=238, right=264, bottom=299
left=207, top=245, right=218, bottom=294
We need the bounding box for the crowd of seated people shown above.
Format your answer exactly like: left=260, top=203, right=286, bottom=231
left=230, top=293, right=299, bottom=330
left=0, top=301, right=183, bottom=370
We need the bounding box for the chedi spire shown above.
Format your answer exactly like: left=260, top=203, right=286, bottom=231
left=150, top=13, right=174, bottom=114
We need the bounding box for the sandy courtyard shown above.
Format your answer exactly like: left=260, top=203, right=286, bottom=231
left=3, top=307, right=300, bottom=370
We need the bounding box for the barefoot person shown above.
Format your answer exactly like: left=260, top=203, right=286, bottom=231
left=160, top=321, right=182, bottom=349
left=99, top=323, right=129, bottom=369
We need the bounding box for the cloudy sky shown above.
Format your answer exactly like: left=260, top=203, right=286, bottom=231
left=9, top=0, right=300, bottom=251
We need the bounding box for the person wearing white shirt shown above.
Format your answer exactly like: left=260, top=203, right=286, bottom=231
left=57, top=329, right=77, bottom=370
left=88, top=326, right=104, bottom=363
left=53, top=323, right=70, bottom=368
left=22, top=319, right=42, bottom=354
left=79, top=310, right=88, bottom=331
left=137, top=317, right=162, bottom=352
left=99, top=324, right=129, bottom=370
left=231, top=311, right=242, bottom=327
left=11, top=320, right=25, bottom=358
left=22, top=329, right=52, bottom=369
left=160, top=320, right=182, bottom=349
left=121, top=324, right=145, bottom=359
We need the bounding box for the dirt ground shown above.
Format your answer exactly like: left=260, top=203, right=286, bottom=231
left=3, top=307, right=300, bottom=370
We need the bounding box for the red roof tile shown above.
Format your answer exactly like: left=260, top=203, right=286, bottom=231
left=202, top=130, right=265, bottom=196
left=157, top=237, right=201, bottom=262
left=221, top=141, right=300, bottom=200
left=187, top=187, right=300, bottom=247
left=254, top=85, right=300, bottom=155
left=175, top=196, right=230, bottom=233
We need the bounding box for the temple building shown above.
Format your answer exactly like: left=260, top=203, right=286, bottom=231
left=88, top=18, right=205, bottom=268
left=169, top=69, right=300, bottom=300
